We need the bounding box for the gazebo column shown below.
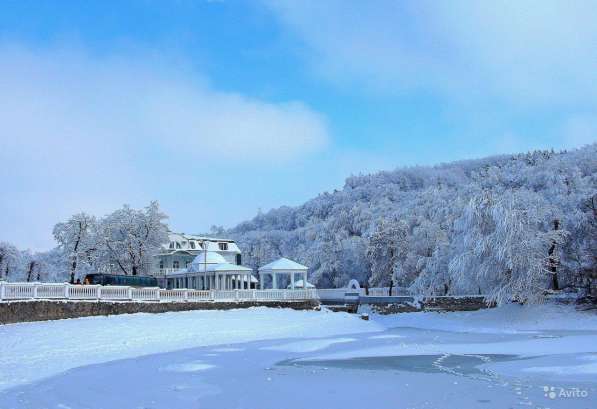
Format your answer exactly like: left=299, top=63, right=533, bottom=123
left=246, top=274, right=251, bottom=289
left=291, top=272, right=295, bottom=289
left=260, top=274, right=264, bottom=290
left=272, top=273, right=277, bottom=290
left=304, top=272, right=308, bottom=288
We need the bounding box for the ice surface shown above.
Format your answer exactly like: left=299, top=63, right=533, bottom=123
left=262, top=337, right=356, bottom=352
left=368, top=334, right=404, bottom=339
left=161, top=360, right=215, bottom=373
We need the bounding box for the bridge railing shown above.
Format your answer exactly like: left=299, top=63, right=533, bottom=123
left=0, top=282, right=318, bottom=303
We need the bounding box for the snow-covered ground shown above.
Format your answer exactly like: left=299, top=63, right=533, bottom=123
left=0, top=307, right=381, bottom=391
left=365, top=303, right=597, bottom=334
left=1, top=304, right=596, bottom=409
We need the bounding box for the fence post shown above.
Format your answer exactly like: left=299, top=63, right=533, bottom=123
left=0, top=282, right=5, bottom=301
left=97, top=286, right=101, bottom=300
left=33, top=284, right=39, bottom=299
left=235, top=289, right=239, bottom=301
left=184, top=290, right=188, bottom=302
left=283, top=290, right=287, bottom=300
left=127, top=286, right=133, bottom=300
left=64, top=284, right=70, bottom=299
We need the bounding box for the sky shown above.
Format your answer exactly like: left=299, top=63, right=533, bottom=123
left=0, top=0, right=596, bottom=251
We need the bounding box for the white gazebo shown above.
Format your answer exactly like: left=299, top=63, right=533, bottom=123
left=258, top=258, right=309, bottom=290
left=166, top=251, right=255, bottom=290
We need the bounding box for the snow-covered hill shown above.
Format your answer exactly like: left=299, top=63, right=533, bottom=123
left=230, top=145, right=597, bottom=303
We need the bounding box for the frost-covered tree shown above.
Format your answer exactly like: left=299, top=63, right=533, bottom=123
left=449, top=190, right=568, bottom=304
left=97, top=201, right=168, bottom=275
left=366, top=219, right=407, bottom=287
left=0, top=242, right=21, bottom=280
left=53, top=213, right=98, bottom=283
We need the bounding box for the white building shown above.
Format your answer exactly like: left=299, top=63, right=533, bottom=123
left=165, top=251, right=256, bottom=290
left=153, top=232, right=242, bottom=277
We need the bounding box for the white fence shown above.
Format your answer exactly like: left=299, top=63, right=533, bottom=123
left=315, top=287, right=409, bottom=301
left=0, top=282, right=317, bottom=303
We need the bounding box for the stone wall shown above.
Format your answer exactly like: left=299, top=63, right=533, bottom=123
left=0, top=300, right=320, bottom=325
left=361, top=295, right=491, bottom=315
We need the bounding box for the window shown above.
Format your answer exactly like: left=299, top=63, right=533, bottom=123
left=159, top=260, right=164, bottom=269
left=190, top=241, right=196, bottom=249
left=169, top=242, right=174, bottom=249
left=236, top=254, right=242, bottom=265
left=173, top=261, right=179, bottom=269
left=218, top=242, right=228, bottom=251
left=176, top=242, right=181, bottom=249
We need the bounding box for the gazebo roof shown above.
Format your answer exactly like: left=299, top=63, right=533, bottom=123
left=259, top=257, right=308, bottom=272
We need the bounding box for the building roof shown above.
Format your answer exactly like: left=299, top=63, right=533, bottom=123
left=259, top=257, right=308, bottom=272
left=160, top=232, right=241, bottom=254
left=190, top=251, right=227, bottom=265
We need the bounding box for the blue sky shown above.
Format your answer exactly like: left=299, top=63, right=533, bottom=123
left=1, top=0, right=596, bottom=250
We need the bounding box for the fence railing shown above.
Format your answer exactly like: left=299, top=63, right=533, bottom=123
left=0, top=282, right=318, bottom=303
left=315, top=287, right=408, bottom=301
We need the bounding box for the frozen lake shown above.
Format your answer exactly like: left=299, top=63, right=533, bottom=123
left=2, top=311, right=597, bottom=409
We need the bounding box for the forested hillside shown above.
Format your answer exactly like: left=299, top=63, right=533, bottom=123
left=3, top=145, right=596, bottom=304
left=230, top=145, right=597, bottom=304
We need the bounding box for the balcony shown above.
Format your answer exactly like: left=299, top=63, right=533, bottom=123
left=150, top=268, right=185, bottom=277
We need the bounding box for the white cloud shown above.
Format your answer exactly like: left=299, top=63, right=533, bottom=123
left=0, top=44, right=329, bottom=164
left=0, top=43, right=330, bottom=250
left=263, top=0, right=597, bottom=107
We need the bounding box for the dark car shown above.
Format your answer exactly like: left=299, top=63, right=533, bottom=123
left=83, top=274, right=157, bottom=287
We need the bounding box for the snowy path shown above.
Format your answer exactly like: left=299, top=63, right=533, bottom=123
left=1, top=304, right=596, bottom=409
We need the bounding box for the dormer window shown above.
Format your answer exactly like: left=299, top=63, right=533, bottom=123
left=169, top=242, right=175, bottom=249
left=218, top=242, right=228, bottom=251
left=176, top=242, right=181, bottom=249
left=190, top=241, right=196, bottom=249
